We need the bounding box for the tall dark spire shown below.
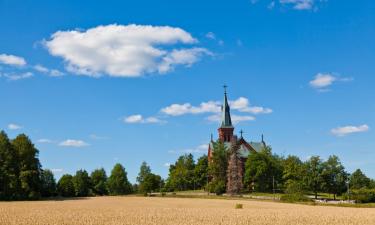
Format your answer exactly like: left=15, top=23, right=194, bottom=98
left=221, top=85, right=233, bottom=128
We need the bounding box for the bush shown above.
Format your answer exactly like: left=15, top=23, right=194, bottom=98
left=343, top=188, right=375, bottom=203
left=235, top=203, right=243, bottom=209
left=207, top=180, right=226, bottom=195
left=281, top=181, right=311, bottom=202
left=281, top=193, right=311, bottom=202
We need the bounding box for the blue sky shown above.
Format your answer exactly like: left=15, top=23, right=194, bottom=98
left=0, top=0, right=374, bottom=182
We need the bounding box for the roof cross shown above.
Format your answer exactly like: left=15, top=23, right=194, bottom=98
left=240, top=130, right=244, bottom=138
left=223, top=84, right=228, bottom=94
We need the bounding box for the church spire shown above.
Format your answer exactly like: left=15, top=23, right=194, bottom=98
left=221, top=85, right=233, bottom=128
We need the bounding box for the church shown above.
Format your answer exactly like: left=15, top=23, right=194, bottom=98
left=207, top=87, right=266, bottom=194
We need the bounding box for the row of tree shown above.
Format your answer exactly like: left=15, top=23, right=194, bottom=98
left=1, top=130, right=374, bottom=201
left=207, top=141, right=375, bottom=198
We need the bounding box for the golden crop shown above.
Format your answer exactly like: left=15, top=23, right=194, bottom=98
left=0, top=196, right=374, bottom=225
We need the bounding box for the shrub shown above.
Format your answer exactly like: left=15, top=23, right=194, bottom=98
left=343, top=188, right=375, bottom=203
left=281, top=181, right=311, bottom=202
left=235, top=203, right=243, bottom=209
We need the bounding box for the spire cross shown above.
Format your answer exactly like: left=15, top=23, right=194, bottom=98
left=223, top=84, right=228, bottom=94
left=240, top=130, right=244, bottom=138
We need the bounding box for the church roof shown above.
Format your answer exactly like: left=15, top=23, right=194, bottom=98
left=208, top=139, right=266, bottom=159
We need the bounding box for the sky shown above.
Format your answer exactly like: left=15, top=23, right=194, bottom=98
left=0, top=0, right=374, bottom=182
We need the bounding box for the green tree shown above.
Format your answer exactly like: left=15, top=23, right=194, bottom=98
left=350, top=169, right=371, bottom=189
left=40, top=169, right=56, bottom=197
left=321, top=155, right=348, bottom=200
left=137, top=161, right=151, bottom=185
left=72, top=170, right=91, bottom=197
left=12, top=134, right=42, bottom=199
left=305, top=156, right=324, bottom=199
left=107, top=163, right=132, bottom=195
left=282, top=155, right=306, bottom=190
left=57, top=174, right=75, bottom=197
left=244, top=146, right=282, bottom=192
left=0, top=131, right=19, bottom=200
left=208, top=141, right=228, bottom=194
left=194, top=155, right=208, bottom=190
left=165, top=154, right=195, bottom=191
left=90, top=168, right=108, bottom=196
left=142, top=173, right=162, bottom=194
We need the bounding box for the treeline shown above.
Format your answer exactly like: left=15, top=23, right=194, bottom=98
left=2, top=130, right=375, bottom=203
left=164, top=141, right=375, bottom=202
left=0, top=131, right=136, bottom=200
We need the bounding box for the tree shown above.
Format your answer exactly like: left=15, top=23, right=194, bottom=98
left=244, top=146, right=282, bottom=192
left=142, top=173, right=162, bottom=194
left=57, top=174, right=75, bottom=197
left=194, top=155, right=208, bottom=190
left=321, top=155, right=348, bottom=200
left=0, top=131, right=19, bottom=200
left=107, top=163, right=132, bottom=195
left=165, top=154, right=195, bottom=191
left=226, top=143, right=243, bottom=195
left=282, top=155, right=306, bottom=190
left=305, top=156, right=324, bottom=199
left=137, top=161, right=151, bottom=185
left=208, top=141, right=228, bottom=194
left=40, top=169, right=56, bottom=197
left=12, top=134, right=42, bottom=199
left=91, top=168, right=108, bottom=195
left=350, top=169, right=371, bottom=189
left=72, top=170, right=91, bottom=197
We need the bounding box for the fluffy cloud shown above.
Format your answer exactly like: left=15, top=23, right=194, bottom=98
left=169, top=144, right=208, bottom=154
left=59, top=139, right=89, bottom=147
left=3, top=72, right=33, bottom=81
left=45, top=24, right=211, bottom=77
left=161, top=97, right=272, bottom=116
left=331, top=124, right=369, bottom=137
left=51, top=168, right=64, bottom=173
left=310, top=73, right=352, bottom=91
left=123, top=114, right=165, bottom=124
left=37, top=139, right=53, bottom=143
left=7, top=123, right=22, bottom=130
left=161, top=101, right=220, bottom=116
left=207, top=114, right=255, bottom=124
left=0, top=54, right=26, bottom=66
left=34, top=64, right=64, bottom=77
left=251, top=0, right=326, bottom=11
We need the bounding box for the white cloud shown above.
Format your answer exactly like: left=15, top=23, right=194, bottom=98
left=205, top=32, right=216, bottom=40
left=89, top=134, right=109, bottom=140
left=252, top=0, right=325, bottom=11
left=3, top=72, right=33, bottom=81
left=51, top=168, right=64, bottom=173
left=162, top=97, right=272, bottom=117
left=207, top=114, right=255, bottom=124
left=169, top=144, right=208, bottom=154
left=331, top=124, right=369, bottom=137
left=310, top=73, right=352, bottom=90
left=123, top=114, right=165, bottom=124
left=37, top=139, right=53, bottom=143
left=161, top=101, right=221, bottom=116
left=0, top=54, right=26, bottom=66
left=310, top=73, right=336, bottom=88
left=59, top=139, right=89, bottom=147
left=280, top=0, right=314, bottom=10
left=34, top=64, right=64, bottom=77
left=164, top=163, right=171, bottom=167
left=7, top=123, right=22, bottom=130
left=45, top=24, right=210, bottom=77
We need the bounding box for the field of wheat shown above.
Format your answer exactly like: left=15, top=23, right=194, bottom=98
left=0, top=196, right=374, bottom=225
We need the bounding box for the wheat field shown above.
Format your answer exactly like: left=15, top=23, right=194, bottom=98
left=0, top=196, right=374, bottom=225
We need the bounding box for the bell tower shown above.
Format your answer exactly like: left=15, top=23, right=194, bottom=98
left=218, top=85, right=234, bottom=142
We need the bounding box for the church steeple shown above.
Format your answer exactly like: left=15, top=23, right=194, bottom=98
left=221, top=85, right=233, bottom=128
left=218, top=85, right=234, bottom=142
